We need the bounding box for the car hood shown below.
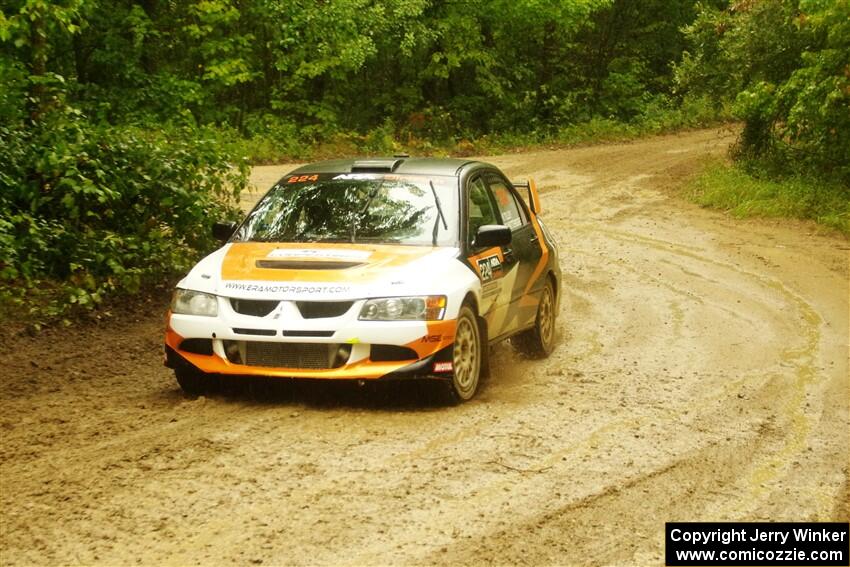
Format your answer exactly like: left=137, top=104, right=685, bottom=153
left=181, top=242, right=462, bottom=300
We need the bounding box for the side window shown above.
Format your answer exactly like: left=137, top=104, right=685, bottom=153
left=467, top=177, right=499, bottom=246
left=488, top=176, right=527, bottom=231
left=512, top=192, right=530, bottom=225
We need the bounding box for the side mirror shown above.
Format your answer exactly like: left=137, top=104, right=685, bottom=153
left=474, top=224, right=512, bottom=248
left=212, top=221, right=237, bottom=242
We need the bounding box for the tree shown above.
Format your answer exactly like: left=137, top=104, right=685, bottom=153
left=677, top=0, right=850, bottom=183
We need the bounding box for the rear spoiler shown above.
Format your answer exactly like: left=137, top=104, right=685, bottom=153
left=512, top=179, right=542, bottom=214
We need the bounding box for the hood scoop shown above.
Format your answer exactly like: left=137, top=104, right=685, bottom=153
left=255, top=259, right=363, bottom=270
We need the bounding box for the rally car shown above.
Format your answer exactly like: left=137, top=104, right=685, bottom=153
left=164, top=157, right=561, bottom=402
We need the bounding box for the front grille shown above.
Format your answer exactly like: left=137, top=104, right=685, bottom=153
left=235, top=342, right=349, bottom=369
left=230, top=298, right=279, bottom=317
left=296, top=301, right=354, bottom=319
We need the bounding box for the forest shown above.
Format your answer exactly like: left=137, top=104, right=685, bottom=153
left=1, top=0, right=848, bottom=320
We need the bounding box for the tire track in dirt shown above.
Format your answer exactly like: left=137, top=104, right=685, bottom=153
left=570, top=222, right=829, bottom=513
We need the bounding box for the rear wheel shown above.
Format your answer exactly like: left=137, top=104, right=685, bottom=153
left=447, top=305, right=482, bottom=402
left=512, top=279, right=557, bottom=358
left=174, top=365, right=208, bottom=396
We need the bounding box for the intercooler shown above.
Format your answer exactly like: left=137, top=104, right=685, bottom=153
left=225, top=340, right=349, bottom=370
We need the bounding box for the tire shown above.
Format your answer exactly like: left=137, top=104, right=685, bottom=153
left=512, top=279, right=557, bottom=358
left=447, top=304, right=482, bottom=402
left=174, top=365, right=208, bottom=396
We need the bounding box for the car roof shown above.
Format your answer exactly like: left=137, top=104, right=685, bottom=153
left=287, top=157, right=494, bottom=177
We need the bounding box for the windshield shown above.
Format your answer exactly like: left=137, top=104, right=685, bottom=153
left=233, top=173, right=459, bottom=246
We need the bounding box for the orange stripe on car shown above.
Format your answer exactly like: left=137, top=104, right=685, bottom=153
left=175, top=349, right=416, bottom=380
left=523, top=217, right=550, bottom=294
left=221, top=242, right=438, bottom=283
left=405, top=319, right=457, bottom=359
left=165, top=325, right=183, bottom=351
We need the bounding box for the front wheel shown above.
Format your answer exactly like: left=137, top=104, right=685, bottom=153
left=447, top=305, right=482, bottom=402
left=512, top=279, right=557, bottom=358
left=175, top=365, right=209, bottom=396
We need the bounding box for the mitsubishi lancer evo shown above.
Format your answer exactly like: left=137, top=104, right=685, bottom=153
left=164, top=157, right=561, bottom=402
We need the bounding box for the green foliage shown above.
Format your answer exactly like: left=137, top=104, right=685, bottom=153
left=362, top=119, right=401, bottom=155
left=688, top=162, right=850, bottom=235
left=0, top=109, right=247, bottom=319
left=0, top=0, right=253, bottom=321
left=1, top=0, right=84, bottom=45
left=235, top=115, right=311, bottom=163
left=677, top=0, right=850, bottom=185
left=1, top=0, right=712, bottom=136
left=0, top=55, right=27, bottom=122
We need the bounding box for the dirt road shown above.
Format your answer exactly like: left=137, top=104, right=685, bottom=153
left=2, top=128, right=847, bottom=565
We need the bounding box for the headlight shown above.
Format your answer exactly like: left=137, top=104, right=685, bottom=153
left=359, top=295, right=446, bottom=321
left=171, top=289, right=218, bottom=317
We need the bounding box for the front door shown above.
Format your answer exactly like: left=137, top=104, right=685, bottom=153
left=485, top=172, right=543, bottom=334
left=464, top=175, right=515, bottom=337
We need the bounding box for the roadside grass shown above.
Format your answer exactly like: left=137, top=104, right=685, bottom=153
left=687, top=162, right=850, bottom=236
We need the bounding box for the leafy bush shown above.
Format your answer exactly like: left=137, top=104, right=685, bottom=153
left=677, top=0, right=850, bottom=185
left=0, top=109, right=247, bottom=319
left=362, top=119, right=401, bottom=155
left=238, top=114, right=310, bottom=163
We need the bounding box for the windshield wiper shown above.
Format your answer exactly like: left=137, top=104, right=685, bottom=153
left=430, top=180, right=448, bottom=246
left=351, top=181, right=384, bottom=243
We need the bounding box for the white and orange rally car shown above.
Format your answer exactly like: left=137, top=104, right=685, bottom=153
left=164, top=157, right=561, bottom=402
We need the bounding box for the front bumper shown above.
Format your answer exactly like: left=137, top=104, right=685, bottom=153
left=164, top=307, right=457, bottom=380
